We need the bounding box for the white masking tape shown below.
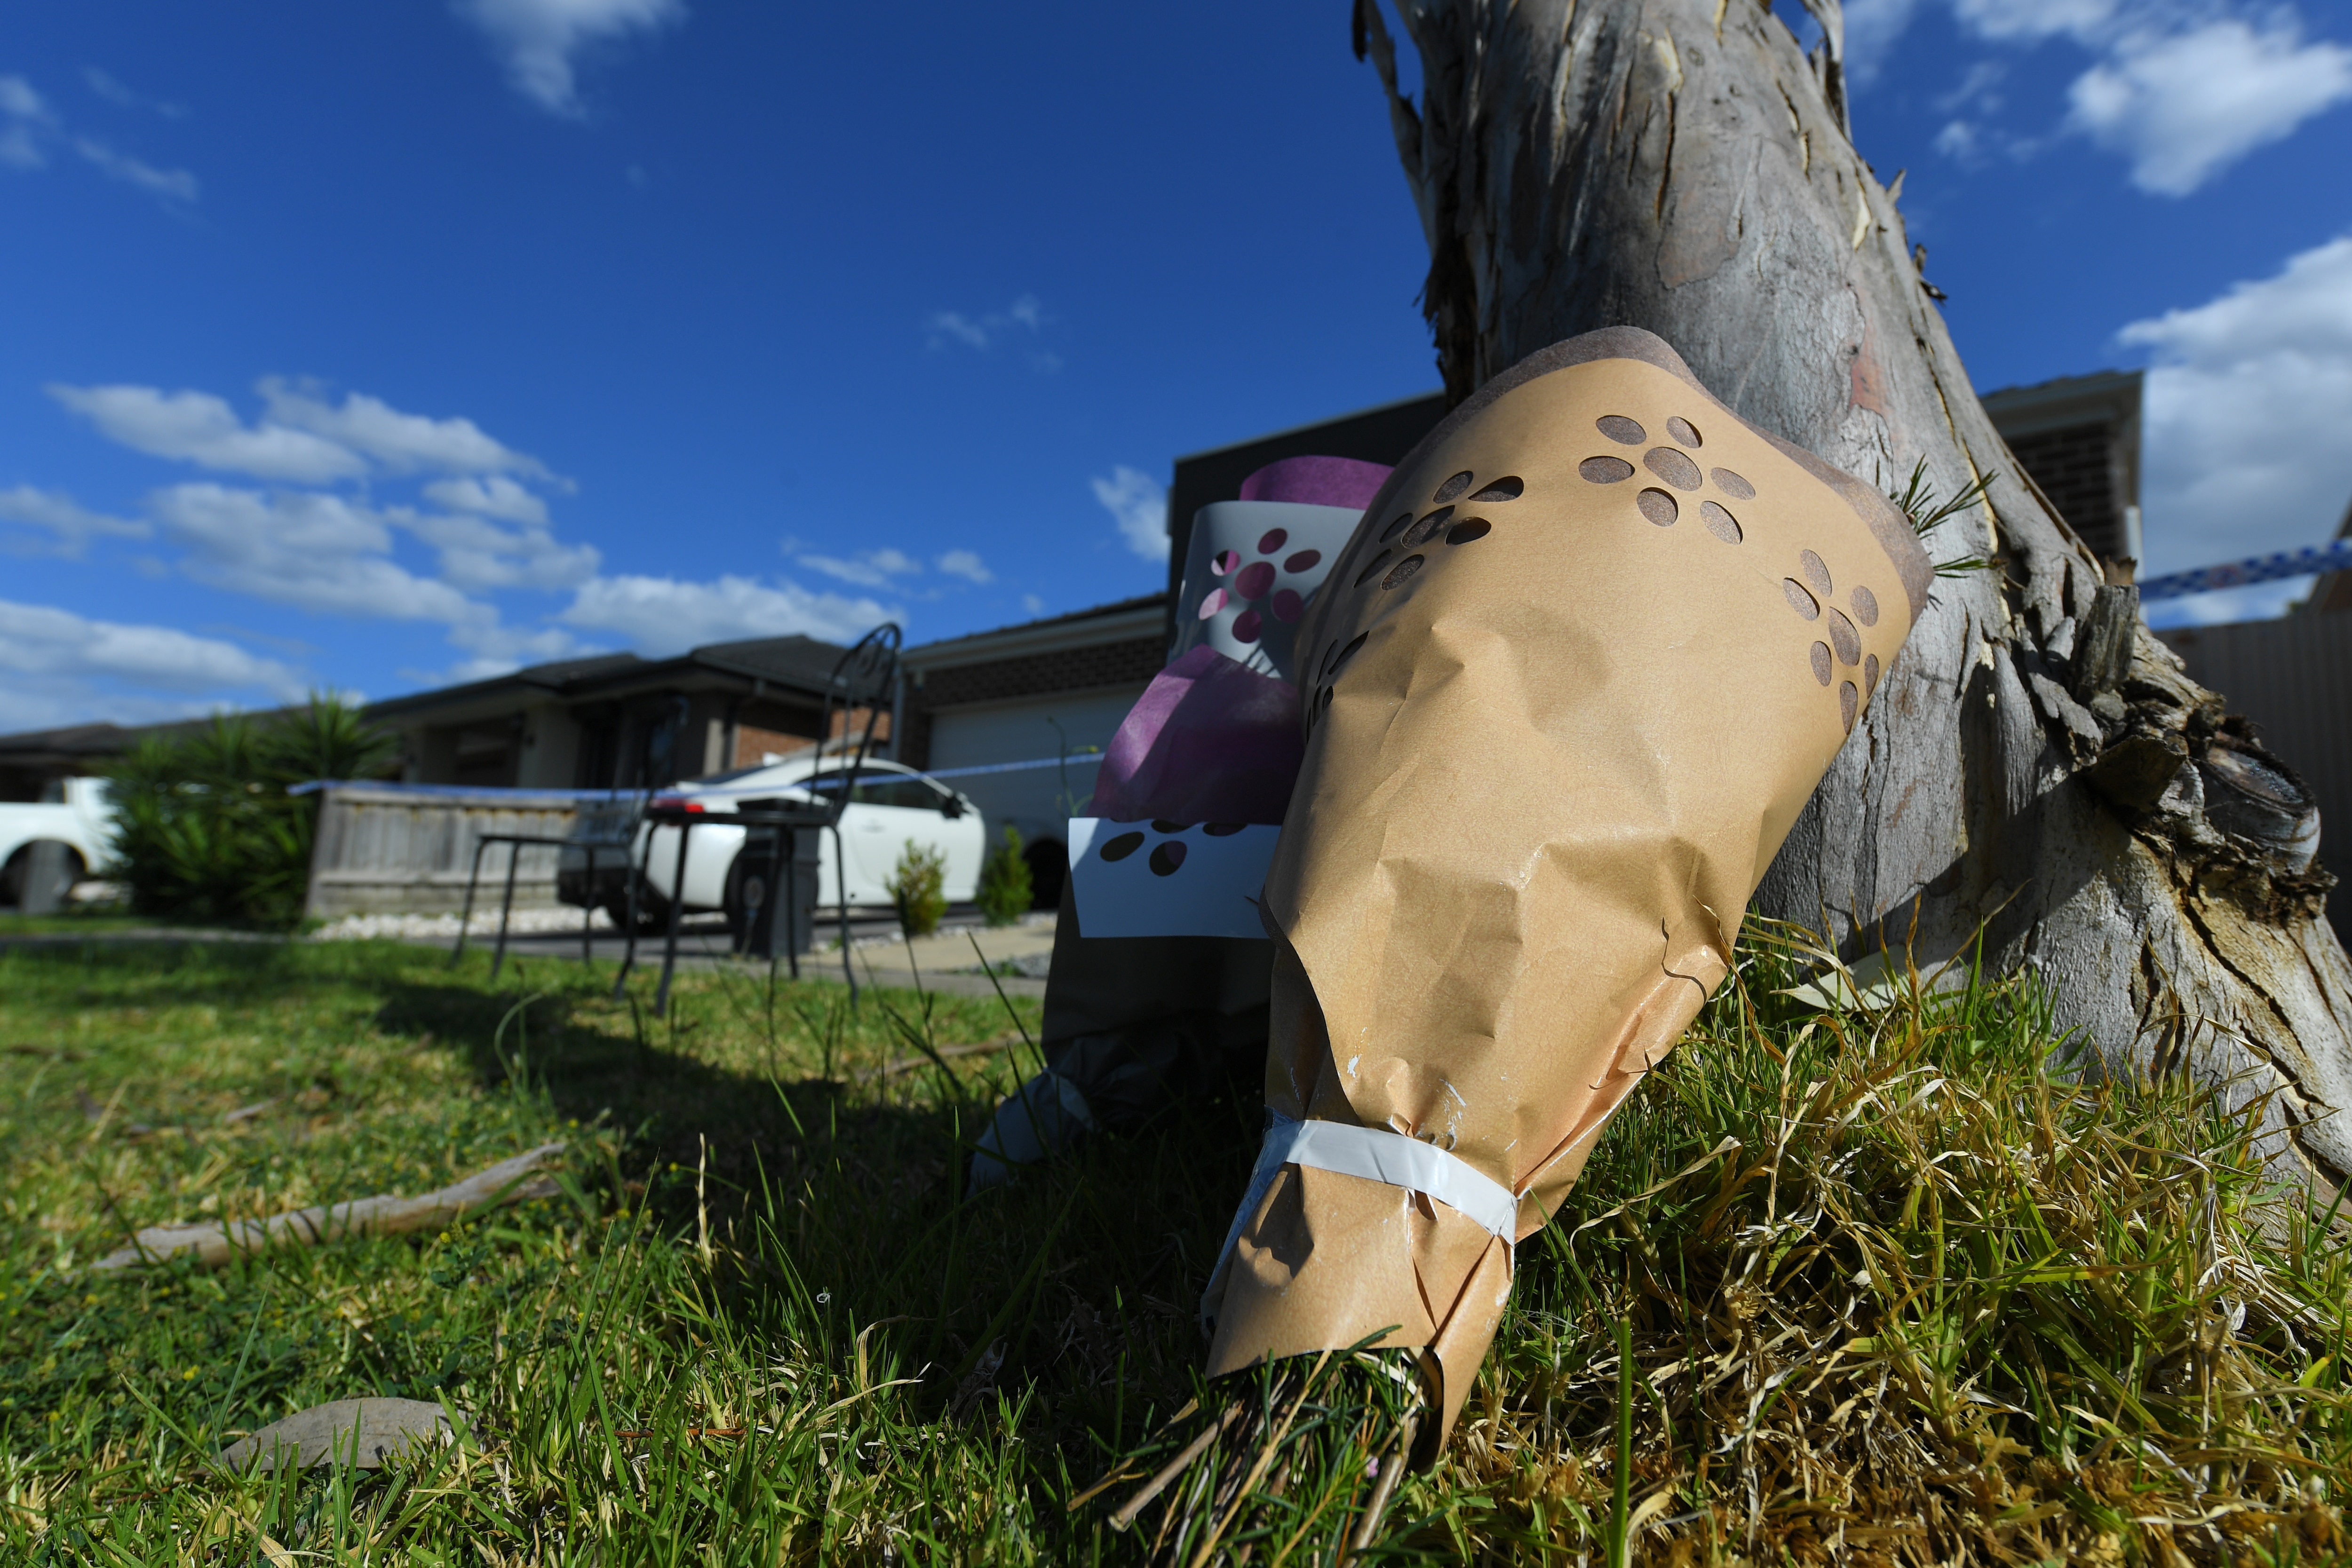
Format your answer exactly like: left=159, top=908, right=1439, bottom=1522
left=1200, top=1113, right=1519, bottom=1334
left=1256, top=1114, right=1521, bottom=1237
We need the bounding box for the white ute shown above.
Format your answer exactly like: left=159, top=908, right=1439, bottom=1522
left=0, top=778, right=117, bottom=909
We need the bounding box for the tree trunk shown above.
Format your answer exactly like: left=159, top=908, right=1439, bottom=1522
left=1357, top=0, right=2352, bottom=1186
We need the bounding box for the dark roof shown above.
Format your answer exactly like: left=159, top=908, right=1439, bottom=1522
left=910, top=592, right=1167, bottom=650
left=629, top=634, right=846, bottom=692
left=362, top=636, right=856, bottom=721
left=0, top=708, right=322, bottom=764
left=361, top=651, right=644, bottom=719
left=0, top=635, right=864, bottom=761
left=0, top=721, right=137, bottom=759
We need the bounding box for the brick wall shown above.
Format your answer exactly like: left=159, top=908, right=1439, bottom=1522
left=733, top=724, right=817, bottom=767
left=2007, top=422, right=2128, bottom=561
left=901, top=636, right=1164, bottom=769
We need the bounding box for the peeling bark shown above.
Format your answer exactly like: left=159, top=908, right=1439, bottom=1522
left=1358, top=0, right=2352, bottom=1186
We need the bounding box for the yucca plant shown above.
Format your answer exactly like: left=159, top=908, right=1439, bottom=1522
left=106, top=692, right=395, bottom=927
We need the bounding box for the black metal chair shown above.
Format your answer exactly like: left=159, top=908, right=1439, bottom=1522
left=449, top=824, right=604, bottom=981
left=808, top=624, right=903, bottom=1004
left=615, top=627, right=902, bottom=1014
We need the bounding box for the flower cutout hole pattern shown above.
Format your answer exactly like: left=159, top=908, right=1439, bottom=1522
left=1400, top=507, right=1455, bottom=548
left=1382, top=554, right=1426, bottom=589
left=1562, top=421, right=1875, bottom=734
left=1799, top=549, right=1833, bottom=598
left=1204, top=521, right=1325, bottom=643
left=1577, top=416, right=1746, bottom=549
left=1097, top=821, right=1246, bottom=879
left=1645, top=448, right=1702, bottom=490
left=1349, top=471, right=1510, bottom=604
left=1828, top=609, right=1861, bottom=667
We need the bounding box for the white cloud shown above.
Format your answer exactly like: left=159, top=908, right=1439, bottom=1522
left=73, top=136, right=197, bottom=202
left=423, top=474, right=550, bottom=525
left=435, top=619, right=595, bottom=673
left=563, top=573, right=893, bottom=654
left=1846, top=0, right=1926, bottom=79
left=2143, top=580, right=2313, bottom=630
left=0, top=598, right=298, bottom=693
left=0, top=76, right=46, bottom=121
left=926, top=294, right=1047, bottom=352
left=1021, top=593, right=1046, bottom=615
left=0, top=597, right=304, bottom=729
left=0, top=74, right=50, bottom=170
left=0, top=486, right=149, bottom=555
left=2067, top=19, right=2352, bottom=194
left=150, top=483, right=483, bottom=623
left=1948, top=0, right=2117, bottom=43
left=935, top=549, right=993, bottom=584
left=51, top=378, right=553, bottom=486
left=928, top=312, right=989, bottom=350
left=454, top=0, right=685, bottom=116
left=82, top=69, right=183, bottom=118
left=259, top=379, right=547, bottom=476
left=51, top=385, right=365, bottom=483
left=1862, top=0, right=2352, bottom=196
left=799, top=546, right=921, bottom=588
left=0, top=72, right=195, bottom=200
left=2120, top=236, right=2352, bottom=593
left=1092, top=466, right=1168, bottom=562
left=391, top=506, right=601, bottom=592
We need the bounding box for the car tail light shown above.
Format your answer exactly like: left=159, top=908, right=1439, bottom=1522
left=652, top=795, right=705, bottom=813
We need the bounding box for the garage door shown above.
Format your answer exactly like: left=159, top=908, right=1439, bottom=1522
left=927, top=686, right=1148, bottom=850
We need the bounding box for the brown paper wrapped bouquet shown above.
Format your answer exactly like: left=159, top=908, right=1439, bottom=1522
left=1113, top=327, right=1931, bottom=1557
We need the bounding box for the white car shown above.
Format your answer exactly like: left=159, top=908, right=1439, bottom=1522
left=592, top=754, right=985, bottom=928
left=0, top=777, right=116, bottom=908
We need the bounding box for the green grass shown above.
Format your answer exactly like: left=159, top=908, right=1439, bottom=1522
left=1, top=928, right=2347, bottom=1563
left=0, top=910, right=173, bottom=938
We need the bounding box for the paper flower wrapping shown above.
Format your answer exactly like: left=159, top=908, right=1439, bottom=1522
left=1201, top=327, right=1934, bottom=1444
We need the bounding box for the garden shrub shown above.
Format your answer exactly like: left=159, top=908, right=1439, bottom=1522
left=107, top=694, right=395, bottom=928
left=888, top=840, right=947, bottom=938
left=975, top=824, right=1033, bottom=927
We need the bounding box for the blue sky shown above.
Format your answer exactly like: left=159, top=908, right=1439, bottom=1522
left=1, top=0, right=2347, bottom=729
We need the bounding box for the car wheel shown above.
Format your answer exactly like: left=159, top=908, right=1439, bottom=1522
left=602, top=888, right=667, bottom=934
left=2, top=843, right=84, bottom=911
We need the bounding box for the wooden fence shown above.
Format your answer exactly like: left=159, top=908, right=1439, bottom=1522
left=302, top=785, right=591, bottom=919
left=2161, top=613, right=2352, bottom=932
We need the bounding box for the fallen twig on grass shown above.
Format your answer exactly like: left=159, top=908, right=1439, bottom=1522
left=88, top=1142, right=567, bottom=1272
